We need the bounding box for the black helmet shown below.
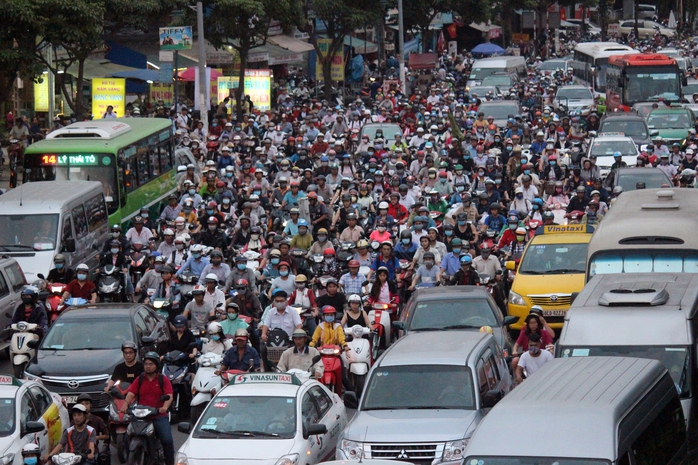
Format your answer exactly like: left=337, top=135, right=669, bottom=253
left=121, top=340, right=137, bottom=352
left=423, top=252, right=435, bottom=260
left=21, top=288, right=37, bottom=302
left=76, top=393, right=93, bottom=403
left=174, top=315, right=188, bottom=327
left=109, top=239, right=121, bottom=247
left=400, top=230, right=412, bottom=240
left=160, top=265, right=174, bottom=274
left=143, top=351, right=161, bottom=367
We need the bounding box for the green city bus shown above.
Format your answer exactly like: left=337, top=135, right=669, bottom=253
left=24, top=118, right=183, bottom=226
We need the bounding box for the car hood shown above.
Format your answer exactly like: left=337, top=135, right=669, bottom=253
left=181, top=437, right=296, bottom=460
left=655, top=128, right=688, bottom=140
left=343, top=410, right=480, bottom=442
left=514, top=272, right=585, bottom=299
left=28, top=348, right=122, bottom=377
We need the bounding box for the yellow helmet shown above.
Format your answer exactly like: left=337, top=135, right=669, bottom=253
left=357, top=239, right=370, bottom=248
left=479, top=325, right=493, bottom=334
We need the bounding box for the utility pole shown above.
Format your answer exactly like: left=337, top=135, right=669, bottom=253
left=398, top=0, right=406, bottom=95
left=197, top=1, right=209, bottom=129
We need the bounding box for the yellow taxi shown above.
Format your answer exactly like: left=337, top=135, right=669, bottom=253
left=505, top=224, right=594, bottom=330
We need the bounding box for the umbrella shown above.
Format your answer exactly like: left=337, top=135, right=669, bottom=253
left=471, top=42, right=505, bottom=55
left=178, top=67, right=222, bottom=82
left=668, top=10, right=677, bottom=29
left=110, top=69, right=160, bottom=82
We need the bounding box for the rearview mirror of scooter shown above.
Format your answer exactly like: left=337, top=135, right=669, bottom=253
left=161, top=394, right=171, bottom=402
left=311, top=355, right=322, bottom=366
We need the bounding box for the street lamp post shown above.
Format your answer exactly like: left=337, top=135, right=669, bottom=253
left=398, top=0, right=406, bottom=94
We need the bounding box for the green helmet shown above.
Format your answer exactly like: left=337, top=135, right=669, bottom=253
left=143, top=351, right=160, bottom=367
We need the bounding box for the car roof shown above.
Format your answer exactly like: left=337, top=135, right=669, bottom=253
left=600, top=112, right=645, bottom=121
left=557, top=85, right=589, bottom=90
left=216, top=375, right=318, bottom=397
left=592, top=135, right=635, bottom=142
left=648, top=107, right=691, bottom=115
left=410, top=285, right=491, bottom=301
left=59, top=303, right=147, bottom=319
left=0, top=375, right=26, bottom=396
left=378, top=331, right=490, bottom=367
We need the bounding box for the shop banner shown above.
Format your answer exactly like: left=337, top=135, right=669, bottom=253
left=92, top=78, right=125, bottom=119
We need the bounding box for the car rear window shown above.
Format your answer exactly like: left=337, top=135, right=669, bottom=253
left=410, top=298, right=497, bottom=330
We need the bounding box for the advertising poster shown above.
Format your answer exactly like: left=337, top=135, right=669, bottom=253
left=34, top=78, right=49, bottom=112
left=217, top=70, right=271, bottom=111
left=92, top=78, right=125, bottom=119
left=315, top=38, right=344, bottom=82
left=159, top=27, right=193, bottom=50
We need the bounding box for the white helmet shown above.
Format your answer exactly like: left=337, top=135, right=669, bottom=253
left=208, top=321, right=223, bottom=334
left=378, top=201, right=389, bottom=209
left=22, top=444, right=41, bottom=457
left=348, top=294, right=362, bottom=303
left=205, top=273, right=218, bottom=282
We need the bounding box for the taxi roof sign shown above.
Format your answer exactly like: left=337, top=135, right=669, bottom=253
left=0, top=375, right=23, bottom=387
left=535, top=224, right=595, bottom=235
left=231, top=373, right=303, bottom=386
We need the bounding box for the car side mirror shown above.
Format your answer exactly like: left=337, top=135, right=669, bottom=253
left=570, top=292, right=579, bottom=304
left=27, top=339, right=40, bottom=349
left=482, top=389, right=503, bottom=409
left=62, top=238, right=76, bottom=253
left=505, top=261, right=516, bottom=271
left=502, top=316, right=518, bottom=326
left=22, top=421, right=45, bottom=437
left=141, top=336, right=156, bottom=345
left=343, top=391, right=358, bottom=409
left=303, top=423, right=327, bottom=439
left=178, top=422, right=192, bottom=434
left=391, top=321, right=405, bottom=330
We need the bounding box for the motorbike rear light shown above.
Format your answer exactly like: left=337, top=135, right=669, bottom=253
left=51, top=286, right=63, bottom=293
left=372, top=303, right=389, bottom=310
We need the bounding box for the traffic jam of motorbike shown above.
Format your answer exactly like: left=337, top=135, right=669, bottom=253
left=8, top=24, right=698, bottom=465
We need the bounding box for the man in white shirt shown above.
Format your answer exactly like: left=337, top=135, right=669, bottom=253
left=261, top=290, right=302, bottom=342
left=515, top=333, right=553, bottom=384
left=125, top=216, right=154, bottom=246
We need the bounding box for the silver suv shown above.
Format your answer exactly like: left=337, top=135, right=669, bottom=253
left=337, top=331, right=512, bottom=464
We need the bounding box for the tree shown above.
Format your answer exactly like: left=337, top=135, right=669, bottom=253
left=203, top=0, right=301, bottom=119
left=401, top=0, right=452, bottom=50
left=299, top=0, right=383, bottom=100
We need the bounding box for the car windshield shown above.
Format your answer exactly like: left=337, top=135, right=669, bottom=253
left=647, top=112, right=692, bottom=129
left=600, top=120, right=648, bottom=139
left=469, top=68, right=497, bottom=80
left=194, top=396, right=296, bottom=439
left=556, top=88, right=593, bottom=100
left=360, top=124, right=402, bottom=142
left=590, top=140, right=638, bottom=157
left=560, top=346, right=691, bottom=397
left=0, top=398, right=15, bottom=437
left=0, top=214, right=59, bottom=251
left=481, top=76, right=513, bottom=86
left=538, top=61, right=566, bottom=71
left=43, top=319, right=133, bottom=350
left=409, top=298, right=497, bottom=330
left=362, top=365, right=475, bottom=410
left=519, top=242, right=588, bottom=275
left=470, top=87, right=498, bottom=97
left=589, top=249, right=698, bottom=276
left=478, top=104, right=518, bottom=120
left=464, top=458, right=609, bottom=465
left=616, top=170, right=671, bottom=191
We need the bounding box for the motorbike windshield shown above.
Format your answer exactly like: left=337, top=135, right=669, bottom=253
left=409, top=299, right=498, bottom=330
left=518, top=243, right=588, bottom=275
left=362, top=365, right=475, bottom=410
left=42, top=319, right=134, bottom=350
left=194, top=396, right=296, bottom=439
left=0, top=398, right=15, bottom=436
left=0, top=214, right=59, bottom=251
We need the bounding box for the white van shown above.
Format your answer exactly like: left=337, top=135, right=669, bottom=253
left=466, top=56, right=527, bottom=89
left=0, top=181, right=110, bottom=281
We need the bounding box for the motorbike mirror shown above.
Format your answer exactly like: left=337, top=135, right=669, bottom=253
left=362, top=280, right=370, bottom=287
left=38, top=290, right=50, bottom=301
left=37, top=273, right=46, bottom=280
left=177, top=422, right=192, bottom=434
left=502, top=316, right=518, bottom=327
left=391, top=321, right=405, bottom=331
left=22, top=421, right=45, bottom=437
left=160, top=394, right=171, bottom=402
left=303, top=423, right=327, bottom=439
left=482, top=389, right=503, bottom=409
left=343, top=391, right=359, bottom=410
left=505, top=261, right=516, bottom=271
left=109, top=386, right=125, bottom=399
left=311, top=354, right=322, bottom=365
left=141, top=336, right=156, bottom=345
left=27, top=339, right=40, bottom=349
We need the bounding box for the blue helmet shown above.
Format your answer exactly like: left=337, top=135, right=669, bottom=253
left=613, top=151, right=622, bottom=158
left=298, top=218, right=309, bottom=227
left=532, top=198, right=544, bottom=206
left=460, top=255, right=473, bottom=264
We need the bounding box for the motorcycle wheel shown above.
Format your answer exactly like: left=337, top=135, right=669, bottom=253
left=116, top=433, right=127, bottom=464
left=353, top=373, right=366, bottom=397
left=13, top=361, right=26, bottom=379
left=169, top=392, right=180, bottom=424
left=190, top=403, right=206, bottom=424
left=127, top=446, right=144, bottom=465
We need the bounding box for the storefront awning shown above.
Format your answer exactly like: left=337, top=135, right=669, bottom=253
left=267, top=35, right=314, bottom=53
left=408, top=52, right=438, bottom=70
left=65, top=59, right=136, bottom=80
left=344, top=36, right=378, bottom=54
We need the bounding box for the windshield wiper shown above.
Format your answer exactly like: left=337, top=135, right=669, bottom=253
left=226, top=430, right=279, bottom=437
left=547, top=269, right=584, bottom=274
left=441, top=324, right=486, bottom=330
left=0, top=244, right=35, bottom=250
left=519, top=270, right=545, bottom=275
left=413, top=326, right=447, bottom=331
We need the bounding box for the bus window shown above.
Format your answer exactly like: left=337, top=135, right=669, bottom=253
left=149, top=146, right=161, bottom=178
left=654, top=256, right=683, bottom=273
left=62, top=216, right=74, bottom=245
left=623, top=255, right=653, bottom=273
left=159, top=143, right=173, bottom=172
left=71, top=205, right=89, bottom=239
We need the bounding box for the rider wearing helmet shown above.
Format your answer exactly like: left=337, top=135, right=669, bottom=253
left=342, top=293, right=371, bottom=328
left=50, top=403, right=96, bottom=464
left=277, top=328, right=324, bottom=377
left=450, top=254, right=480, bottom=286
left=60, top=263, right=98, bottom=305
left=106, top=340, right=144, bottom=392
left=76, top=393, right=109, bottom=445
left=46, top=253, right=75, bottom=284
left=176, top=243, right=210, bottom=279
left=309, top=307, right=348, bottom=363
left=202, top=321, right=232, bottom=355
left=202, top=273, right=226, bottom=310
left=120, top=351, right=175, bottom=465
left=200, top=215, right=228, bottom=250
left=21, top=444, right=41, bottom=465
left=291, top=218, right=313, bottom=251
left=339, top=259, right=366, bottom=296
left=319, top=247, right=343, bottom=280
left=11, top=287, right=48, bottom=337
left=183, top=285, right=214, bottom=333
left=220, top=328, right=261, bottom=372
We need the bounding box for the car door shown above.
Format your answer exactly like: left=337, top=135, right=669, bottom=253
left=308, top=386, right=344, bottom=451
left=28, top=385, right=62, bottom=455
left=300, top=390, right=324, bottom=463
left=15, top=388, right=43, bottom=464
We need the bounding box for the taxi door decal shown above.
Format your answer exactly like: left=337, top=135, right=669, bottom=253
left=41, top=404, right=62, bottom=451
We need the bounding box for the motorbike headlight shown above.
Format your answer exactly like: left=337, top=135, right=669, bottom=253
left=509, top=290, right=525, bottom=306
left=109, top=402, right=119, bottom=419
left=132, top=407, right=150, bottom=418
left=274, top=454, right=299, bottom=465
left=339, top=440, right=364, bottom=460
left=175, top=452, right=188, bottom=465
left=1, top=453, right=15, bottom=465
left=442, top=439, right=468, bottom=462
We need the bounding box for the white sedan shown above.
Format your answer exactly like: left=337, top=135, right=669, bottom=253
left=177, top=372, right=348, bottom=465
left=0, top=375, right=69, bottom=465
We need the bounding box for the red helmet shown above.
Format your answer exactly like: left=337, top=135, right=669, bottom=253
left=548, top=154, right=558, bottom=161
left=278, top=261, right=290, bottom=269
left=207, top=216, right=219, bottom=224
left=348, top=260, right=360, bottom=267
left=323, top=247, right=335, bottom=256
left=235, top=279, right=249, bottom=287
left=322, top=305, right=337, bottom=314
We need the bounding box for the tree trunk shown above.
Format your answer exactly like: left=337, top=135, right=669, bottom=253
left=322, top=57, right=333, bottom=102
left=236, top=48, right=248, bottom=120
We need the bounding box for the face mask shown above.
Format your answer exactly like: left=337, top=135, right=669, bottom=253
left=529, top=347, right=541, bottom=355
left=55, top=263, right=64, bottom=270
left=206, top=225, right=216, bottom=232
left=226, top=172, right=233, bottom=178
left=509, top=223, right=517, bottom=230
left=21, top=296, right=33, bottom=305
left=550, top=161, right=556, bottom=166
left=211, top=335, right=220, bottom=341
left=414, top=224, right=423, bottom=231
left=378, top=227, right=386, bottom=232
left=524, top=170, right=531, bottom=175
left=506, top=146, right=513, bottom=151
left=110, top=248, right=119, bottom=255
left=444, top=230, right=453, bottom=237
left=402, top=238, right=411, bottom=245
left=111, top=232, right=120, bottom=238
left=251, top=234, right=260, bottom=241
left=24, top=459, right=37, bottom=465
left=189, top=189, right=196, bottom=196
left=440, top=178, right=447, bottom=183
left=516, top=193, right=523, bottom=199
left=176, top=244, right=184, bottom=251
left=280, top=270, right=289, bottom=277
left=206, top=209, right=215, bottom=215
left=77, top=273, right=87, bottom=281
left=516, top=236, right=525, bottom=242
left=532, top=205, right=539, bottom=210
left=192, top=253, right=201, bottom=259
left=237, top=264, right=247, bottom=271
left=271, top=258, right=280, bottom=265
left=424, top=260, right=434, bottom=267
left=141, top=213, right=149, bottom=219
left=317, top=235, right=327, bottom=242
left=458, top=220, right=466, bottom=226
left=324, top=315, right=335, bottom=323
left=275, top=301, right=286, bottom=310
left=227, top=312, right=238, bottom=320
left=223, top=198, right=231, bottom=205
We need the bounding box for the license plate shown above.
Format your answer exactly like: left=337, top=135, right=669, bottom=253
left=543, top=310, right=566, bottom=317
left=62, top=396, right=78, bottom=404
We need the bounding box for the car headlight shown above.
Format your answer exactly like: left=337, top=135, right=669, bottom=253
left=509, top=290, right=526, bottom=306
left=175, top=452, right=188, bottom=465
left=1, top=454, right=15, bottom=465
left=339, top=439, right=364, bottom=460
left=442, top=439, right=469, bottom=462
left=274, top=454, right=299, bottom=465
